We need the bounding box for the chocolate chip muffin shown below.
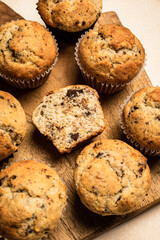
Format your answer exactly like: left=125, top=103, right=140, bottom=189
left=74, top=139, right=151, bottom=215
left=0, top=19, right=58, bottom=89
left=37, top=0, right=102, bottom=42
left=32, top=85, right=105, bottom=154
left=75, top=24, right=145, bottom=93
left=122, top=86, right=160, bottom=156
left=0, top=160, right=66, bottom=240
left=0, top=90, right=26, bottom=161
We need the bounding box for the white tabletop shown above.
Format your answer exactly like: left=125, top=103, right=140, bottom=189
left=2, top=1, right=160, bottom=240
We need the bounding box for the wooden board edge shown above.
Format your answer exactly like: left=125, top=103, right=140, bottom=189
left=82, top=198, right=160, bottom=240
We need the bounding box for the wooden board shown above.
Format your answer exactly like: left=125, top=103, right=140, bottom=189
left=0, top=1, right=160, bottom=240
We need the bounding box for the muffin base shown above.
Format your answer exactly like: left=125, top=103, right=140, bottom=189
left=120, top=92, right=160, bottom=157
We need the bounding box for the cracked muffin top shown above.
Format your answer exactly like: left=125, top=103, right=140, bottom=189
left=0, top=90, right=26, bottom=161
left=0, top=160, right=66, bottom=240
left=74, top=139, right=151, bottom=215
left=37, top=0, right=102, bottom=32
left=78, top=24, right=145, bottom=84
left=0, top=20, right=57, bottom=80
left=123, top=87, right=160, bottom=152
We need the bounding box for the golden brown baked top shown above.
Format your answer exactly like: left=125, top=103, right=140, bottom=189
left=0, top=20, right=57, bottom=80
left=0, top=160, right=66, bottom=240
left=78, top=24, right=145, bottom=84
left=37, top=0, right=102, bottom=32
left=0, top=90, right=26, bottom=161
left=75, top=139, right=151, bottom=215
left=123, top=87, right=160, bottom=151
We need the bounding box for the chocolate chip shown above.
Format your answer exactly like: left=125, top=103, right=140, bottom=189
left=134, top=120, right=139, bottom=124
left=0, top=96, right=4, bottom=99
left=96, top=152, right=103, bottom=159
left=82, top=21, right=86, bottom=26
left=156, top=116, right=160, bottom=121
left=133, top=106, right=139, bottom=110
left=85, top=111, right=91, bottom=116
left=146, top=122, right=149, bottom=125
left=94, top=191, right=98, bottom=196
left=61, top=102, right=64, bottom=106
left=123, top=51, right=126, bottom=55
left=148, top=141, right=153, bottom=145
left=139, top=168, right=143, bottom=174
left=70, top=133, right=79, bottom=141
left=11, top=175, right=17, bottom=179
left=17, top=189, right=23, bottom=192
left=66, top=89, right=83, bottom=98
left=75, top=20, right=80, bottom=25
left=88, top=166, right=92, bottom=169
left=7, top=99, right=16, bottom=108
left=40, top=204, right=45, bottom=208
left=46, top=175, right=51, bottom=179
left=93, top=142, right=102, bottom=149
left=40, top=110, right=44, bottom=116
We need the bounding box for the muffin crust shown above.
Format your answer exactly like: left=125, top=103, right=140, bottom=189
left=75, top=139, right=151, bottom=215
left=0, top=160, right=66, bottom=240
left=0, top=90, right=26, bottom=161
left=78, top=24, right=145, bottom=84
left=37, top=0, right=102, bottom=32
left=123, top=87, right=160, bottom=152
left=0, top=20, right=57, bottom=80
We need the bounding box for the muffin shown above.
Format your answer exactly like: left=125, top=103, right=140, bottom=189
left=32, top=85, right=105, bottom=153
left=0, top=160, right=66, bottom=240
left=75, top=24, right=145, bottom=94
left=0, top=90, right=26, bottom=161
left=121, top=86, right=160, bottom=156
left=0, top=19, right=58, bottom=89
left=74, top=139, right=151, bottom=216
left=37, top=0, right=102, bottom=42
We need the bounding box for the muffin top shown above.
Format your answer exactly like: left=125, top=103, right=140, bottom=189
left=0, top=160, right=66, bottom=240
left=37, top=0, right=102, bottom=32
left=75, top=139, right=151, bottom=216
left=0, top=90, right=26, bottom=161
left=0, top=20, right=57, bottom=80
left=78, top=24, right=145, bottom=84
left=123, top=86, right=160, bottom=152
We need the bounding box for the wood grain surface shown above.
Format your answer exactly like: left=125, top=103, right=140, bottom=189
left=0, top=1, right=159, bottom=240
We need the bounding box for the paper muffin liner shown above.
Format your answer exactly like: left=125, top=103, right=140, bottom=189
left=120, top=88, right=160, bottom=157
left=75, top=31, right=146, bottom=94
left=0, top=20, right=59, bottom=89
